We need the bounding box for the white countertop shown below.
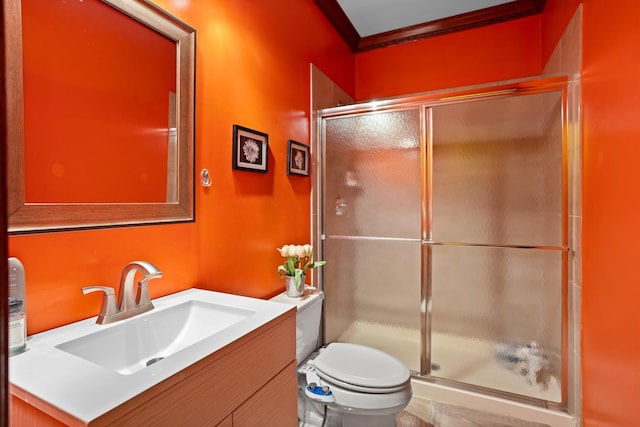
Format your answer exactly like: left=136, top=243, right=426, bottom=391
left=9, top=288, right=293, bottom=423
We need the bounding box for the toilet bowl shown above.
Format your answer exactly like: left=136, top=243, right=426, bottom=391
left=270, top=287, right=412, bottom=427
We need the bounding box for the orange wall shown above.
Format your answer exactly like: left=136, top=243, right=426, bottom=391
left=154, top=0, right=354, bottom=299
left=8, top=0, right=354, bottom=334
left=580, top=0, right=640, bottom=425
left=354, top=16, right=542, bottom=100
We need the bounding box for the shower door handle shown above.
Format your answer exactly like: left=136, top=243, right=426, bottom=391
left=335, top=196, right=347, bottom=215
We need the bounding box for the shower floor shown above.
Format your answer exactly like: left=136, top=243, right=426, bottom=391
left=336, top=320, right=561, bottom=403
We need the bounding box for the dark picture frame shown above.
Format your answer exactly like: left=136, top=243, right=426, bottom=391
left=287, top=140, right=310, bottom=177
left=232, top=125, right=269, bottom=173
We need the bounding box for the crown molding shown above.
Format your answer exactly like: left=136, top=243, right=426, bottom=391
left=313, top=0, right=360, bottom=51
left=314, top=0, right=546, bottom=53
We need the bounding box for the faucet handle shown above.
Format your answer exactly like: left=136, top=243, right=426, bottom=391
left=136, top=271, right=162, bottom=308
left=82, top=286, right=118, bottom=323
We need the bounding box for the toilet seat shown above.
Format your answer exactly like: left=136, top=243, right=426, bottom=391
left=313, top=342, right=411, bottom=393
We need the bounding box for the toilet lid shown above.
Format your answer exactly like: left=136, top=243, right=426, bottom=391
left=313, top=342, right=410, bottom=390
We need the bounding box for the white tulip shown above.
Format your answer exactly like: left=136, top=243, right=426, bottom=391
left=304, top=244, right=312, bottom=257
left=294, top=245, right=305, bottom=257
left=277, top=245, right=289, bottom=257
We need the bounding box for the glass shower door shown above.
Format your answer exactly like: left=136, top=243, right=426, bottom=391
left=317, top=80, right=569, bottom=406
left=322, top=108, right=423, bottom=373
left=427, top=90, right=566, bottom=402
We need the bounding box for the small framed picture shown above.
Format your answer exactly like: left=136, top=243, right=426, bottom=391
left=287, top=140, right=310, bottom=177
left=232, top=125, right=269, bottom=173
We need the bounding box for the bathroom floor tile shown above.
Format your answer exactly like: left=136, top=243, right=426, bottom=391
left=397, top=409, right=433, bottom=427
left=397, top=396, right=551, bottom=427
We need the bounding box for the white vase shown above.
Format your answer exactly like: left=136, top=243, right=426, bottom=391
left=285, top=274, right=305, bottom=297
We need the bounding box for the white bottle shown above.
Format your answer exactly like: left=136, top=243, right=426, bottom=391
left=8, top=257, right=27, bottom=356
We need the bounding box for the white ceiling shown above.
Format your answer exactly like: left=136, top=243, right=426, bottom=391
left=336, top=0, right=514, bottom=37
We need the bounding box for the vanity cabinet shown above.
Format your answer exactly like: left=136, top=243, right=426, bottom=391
left=231, top=360, right=297, bottom=426
left=10, top=309, right=297, bottom=427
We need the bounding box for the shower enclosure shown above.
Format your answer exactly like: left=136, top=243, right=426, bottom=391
left=313, top=77, right=572, bottom=408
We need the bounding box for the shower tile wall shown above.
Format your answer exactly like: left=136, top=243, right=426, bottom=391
left=541, top=5, right=582, bottom=421
left=310, top=63, right=355, bottom=281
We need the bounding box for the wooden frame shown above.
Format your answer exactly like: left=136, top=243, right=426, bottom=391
left=232, top=125, right=269, bottom=173
left=286, top=140, right=310, bottom=177
left=2, top=0, right=9, bottom=421
left=7, top=0, right=196, bottom=234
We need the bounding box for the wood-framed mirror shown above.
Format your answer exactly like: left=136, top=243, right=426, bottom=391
left=6, top=0, right=195, bottom=234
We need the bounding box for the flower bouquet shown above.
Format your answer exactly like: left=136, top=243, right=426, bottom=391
left=277, top=244, right=326, bottom=296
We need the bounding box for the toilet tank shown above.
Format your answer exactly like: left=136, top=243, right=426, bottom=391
left=270, top=287, right=324, bottom=363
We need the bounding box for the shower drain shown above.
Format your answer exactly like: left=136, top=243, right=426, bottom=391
left=146, top=356, right=165, bottom=367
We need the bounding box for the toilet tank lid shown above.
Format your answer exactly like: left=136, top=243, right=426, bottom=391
left=269, top=287, right=324, bottom=313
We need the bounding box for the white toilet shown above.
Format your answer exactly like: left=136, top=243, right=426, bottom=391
left=270, top=287, right=412, bottom=427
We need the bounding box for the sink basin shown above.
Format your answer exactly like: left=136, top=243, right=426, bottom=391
left=56, top=300, right=255, bottom=375
left=9, top=288, right=294, bottom=423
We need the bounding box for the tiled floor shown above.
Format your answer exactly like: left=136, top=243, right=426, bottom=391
left=299, top=395, right=550, bottom=427
left=397, top=396, right=551, bottom=427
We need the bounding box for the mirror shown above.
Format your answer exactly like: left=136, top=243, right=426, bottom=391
left=6, top=0, right=195, bottom=234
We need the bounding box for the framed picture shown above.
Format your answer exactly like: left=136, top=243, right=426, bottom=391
left=232, top=125, right=269, bottom=173
left=287, top=140, right=310, bottom=177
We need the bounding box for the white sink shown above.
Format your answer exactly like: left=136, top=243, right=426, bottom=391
left=56, top=300, right=255, bottom=375
left=9, top=288, right=293, bottom=423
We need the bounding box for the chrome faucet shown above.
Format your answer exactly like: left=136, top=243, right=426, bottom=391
left=82, top=261, right=163, bottom=325
left=117, top=261, right=162, bottom=312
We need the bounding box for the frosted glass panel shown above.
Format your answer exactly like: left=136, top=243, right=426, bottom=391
left=324, top=109, right=421, bottom=239
left=324, top=238, right=422, bottom=372
left=431, top=91, right=563, bottom=247
left=429, top=244, right=562, bottom=402
left=319, top=82, right=569, bottom=405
